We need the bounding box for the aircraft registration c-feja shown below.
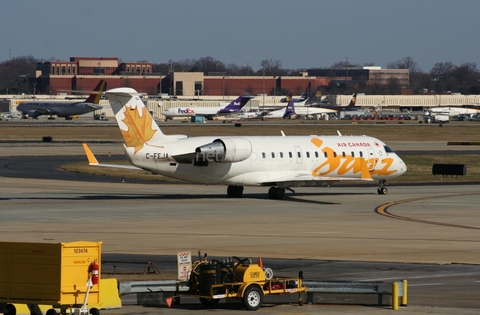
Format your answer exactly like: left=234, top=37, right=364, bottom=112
left=83, top=87, right=407, bottom=199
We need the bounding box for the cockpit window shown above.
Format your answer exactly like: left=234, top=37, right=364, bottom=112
left=384, top=145, right=393, bottom=153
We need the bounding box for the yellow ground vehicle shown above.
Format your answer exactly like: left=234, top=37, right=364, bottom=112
left=0, top=241, right=102, bottom=315
left=175, top=255, right=306, bottom=311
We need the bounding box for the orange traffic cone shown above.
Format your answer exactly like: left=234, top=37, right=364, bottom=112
left=165, top=297, right=173, bottom=308
left=258, top=257, right=263, bottom=268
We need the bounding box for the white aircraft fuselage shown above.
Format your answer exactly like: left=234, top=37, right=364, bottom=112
left=88, top=87, right=407, bottom=199
left=127, top=134, right=405, bottom=187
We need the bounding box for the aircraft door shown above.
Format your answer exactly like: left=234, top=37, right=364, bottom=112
left=366, top=148, right=377, bottom=170
left=294, top=146, right=303, bottom=164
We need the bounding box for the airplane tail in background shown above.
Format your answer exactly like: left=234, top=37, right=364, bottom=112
left=283, top=99, right=296, bottom=119
left=84, top=80, right=107, bottom=104
left=219, top=95, right=255, bottom=113
left=105, top=88, right=166, bottom=150
left=300, top=82, right=311, bottom=100
left=345, top=93, right=357, bottom=109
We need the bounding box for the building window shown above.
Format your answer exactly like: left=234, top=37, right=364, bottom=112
left=175, top=81, right=183, bottom=95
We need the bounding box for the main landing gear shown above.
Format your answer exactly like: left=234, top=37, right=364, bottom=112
left=227, top=185, right=244, bottom=198
left=268, top=187, right=285, bottom=200
left=377, top=179, right=388, bottom=195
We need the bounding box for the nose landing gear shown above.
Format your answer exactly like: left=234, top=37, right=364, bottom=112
left=377, top=179, right=388, bottom=195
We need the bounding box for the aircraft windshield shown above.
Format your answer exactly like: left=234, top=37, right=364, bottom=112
left=384, top=145, right=393, bottom=153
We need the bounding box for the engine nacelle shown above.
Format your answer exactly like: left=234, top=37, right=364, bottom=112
left=195, top=138, right=252, bottom=163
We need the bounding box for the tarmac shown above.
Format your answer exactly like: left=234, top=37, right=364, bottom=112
left=0, top=142, right=479, bottom=314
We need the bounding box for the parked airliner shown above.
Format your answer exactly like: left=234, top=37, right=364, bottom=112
left=84, top=87, right=407, bottom=199
left=161, top=95, right=254, bottom=120
left=17, top=80, right=106, bottom=120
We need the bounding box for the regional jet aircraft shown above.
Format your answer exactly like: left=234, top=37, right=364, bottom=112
left=161, top=95, right=254, bottom=120
left=17, top=80, right=106, bottom=120
left=83, top=87, right=407, bottom=199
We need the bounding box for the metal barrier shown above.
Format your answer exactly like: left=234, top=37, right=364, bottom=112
left=118, top=279, right=407, bottom=310
left=303, top=280, right=407, bottom=310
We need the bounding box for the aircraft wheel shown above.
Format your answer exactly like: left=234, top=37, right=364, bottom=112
left=377, top=187, right=388, bottom=195
left=242, top=286, right=263, bottom=310
left=227, top=185, right=243, bottom=198
left=268, top=187, right=285, bottom=199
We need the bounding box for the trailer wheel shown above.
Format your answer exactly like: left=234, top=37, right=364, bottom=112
left=199, top=298, right=220, bottom=308
left=4, top=304, right=16, bottom=315
left=242, top=286, right=263, bottom=311
left=89, top=308, right=100, bottom=315
left=45, top=309, right=57, bottom=315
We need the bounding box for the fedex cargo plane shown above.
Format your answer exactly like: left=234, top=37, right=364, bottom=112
left=161, top=95, right=254, bottom=120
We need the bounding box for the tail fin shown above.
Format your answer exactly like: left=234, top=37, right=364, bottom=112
left=345, top=93, right=357, bottom=109
left=300, top=82, right=311, bottom=100
left=219, top=95, right=254, bottom=113
left=283, top=99, right=296, bottom=119
left=104, top=87, right=165, bottom=152
left=84, top=80, right=107, bottom=104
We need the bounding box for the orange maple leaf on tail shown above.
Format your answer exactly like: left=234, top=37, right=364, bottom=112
left=120, top=106, right=157, bottom=154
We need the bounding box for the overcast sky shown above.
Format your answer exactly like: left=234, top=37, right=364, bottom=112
left=2, top=0, right=479, bottom=72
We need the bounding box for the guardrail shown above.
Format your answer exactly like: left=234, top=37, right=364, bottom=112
left=118, top=279, right=407, bottom=310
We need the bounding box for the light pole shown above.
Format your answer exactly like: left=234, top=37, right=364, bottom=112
left=222, top=76, right=225, bottom=100
left=262, top=68, right=265, bottom=110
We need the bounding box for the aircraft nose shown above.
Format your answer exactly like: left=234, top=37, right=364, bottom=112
left=395, top=155, right=407, bottom=176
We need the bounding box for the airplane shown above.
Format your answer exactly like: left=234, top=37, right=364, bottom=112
left=16, top=80, right=106, bottom=120
left=279, top=82, right=311, bottom=103
left=161, top=95, right=254, bottom=120
left=83, top=87, right=407, bottom=199
left=424, top=106, right=480, bottom=117
left=238, top=95, right=336, bottom=120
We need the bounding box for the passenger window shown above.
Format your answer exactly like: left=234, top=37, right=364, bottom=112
left=306, top=152, right=310, bottom=158
left=360, top=152, right=363, bottom=157
left=351, top=151, right=355, bottom=157
left=280, top=152, right=284, bottom=158
left=262, top=152, right=266, bottom=159
left=333, top=152, right=337, bottom=157
left=271, top=152, right=275, bottom=158
left=342, top=152, right=346, bottom=157
left=324, top=152, right=328, bottom=158
left=297, top=152, right=301, bottom=158
left=289, top=152, right=293, bottom=158
left=315, top=152, right=319, bottom=158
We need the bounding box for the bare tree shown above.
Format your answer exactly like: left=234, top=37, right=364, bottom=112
left=260, top=59, right=282, bottom=76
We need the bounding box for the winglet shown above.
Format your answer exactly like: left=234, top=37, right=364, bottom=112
left=82, top=143, right=99, bottom=165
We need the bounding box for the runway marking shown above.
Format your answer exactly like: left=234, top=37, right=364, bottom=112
left=375, top=193, right=480, bottom=230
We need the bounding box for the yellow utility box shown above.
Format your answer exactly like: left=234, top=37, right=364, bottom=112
left=0, top=241, right=102, bottom=309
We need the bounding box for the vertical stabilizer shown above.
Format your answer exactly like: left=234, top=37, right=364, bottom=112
left=219, top=95, right=254, bottom=113
left=283, top=99, right=296, bottom=119
left=345, top=93, right=357, bottom=109
left=105, top=88, right=165, bottom=151
left=85, top=80, right=107, bottom=104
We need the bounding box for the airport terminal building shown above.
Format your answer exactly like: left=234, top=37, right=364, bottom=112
left=33, top=57, right=409, bottom=97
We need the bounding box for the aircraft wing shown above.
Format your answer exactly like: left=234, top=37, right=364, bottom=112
left=82, top=143, right=142, bottom=170
left=261, top=172, right=374, bottom=187
left=22, top=105, right=53, bottom=114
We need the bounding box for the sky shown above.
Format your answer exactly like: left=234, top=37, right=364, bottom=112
left=1, top=0, right=479, bottom=72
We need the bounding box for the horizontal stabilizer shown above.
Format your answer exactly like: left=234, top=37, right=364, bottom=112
left=82, top=143, right=141, bottom=170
